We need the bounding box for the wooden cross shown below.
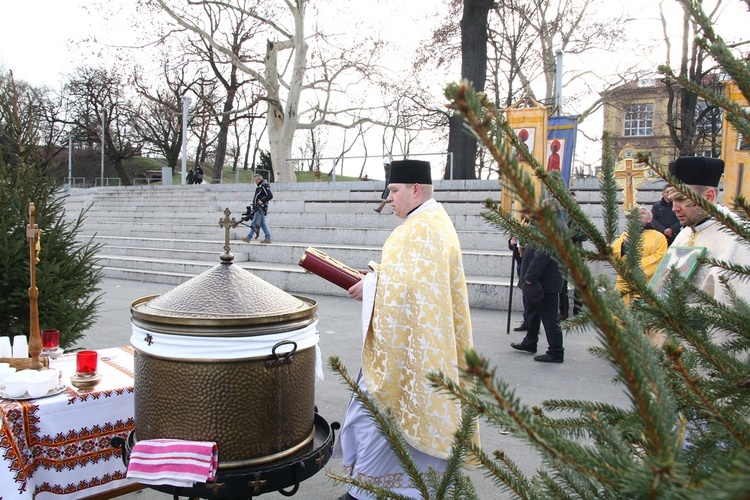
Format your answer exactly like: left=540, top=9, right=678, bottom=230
left=614, top=146, right=650, bottom=211
left=218, top=208, right=238, bottom=263
left=26, top=203, right=43, bottom=369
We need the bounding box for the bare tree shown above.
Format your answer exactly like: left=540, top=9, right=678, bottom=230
left=62, top=67, right=141, bottom=185
left=152, top=0, right=384, bottom=182
left=660, top=1, right=726, bottom=156
left=445, top=0, right=494, bottom=180
left=131, top=61, right=203, bottom=171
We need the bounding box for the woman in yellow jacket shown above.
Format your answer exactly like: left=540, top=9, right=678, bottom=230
left=612, top=206, right=668, bottom=303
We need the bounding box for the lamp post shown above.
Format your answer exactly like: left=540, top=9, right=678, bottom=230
left=181, top=95, right=191, bottom=185
left=100, top=111, right=105, bottom=187
left=67, top=133, right=72, bottom=189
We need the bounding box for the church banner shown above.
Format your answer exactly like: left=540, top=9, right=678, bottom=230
left=720, top=81, right=750, bottom=203
left=546, top=115, right=578, bottom=187
left=504, top=97, right=548, bottom=213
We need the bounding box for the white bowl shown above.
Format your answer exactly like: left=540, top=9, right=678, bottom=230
left=41, top=369, right=60, bottom=390
left=0, top=366, right=16, bottom=383
left=3, top=374, right=27, bottom=398
left=26, top=377, right=50, bottom=398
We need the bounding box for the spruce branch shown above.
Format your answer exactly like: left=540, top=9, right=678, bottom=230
left=665, top=345, right=750, bottom=449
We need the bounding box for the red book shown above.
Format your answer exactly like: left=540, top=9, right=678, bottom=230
left=298, top=248, right=362, bottom=290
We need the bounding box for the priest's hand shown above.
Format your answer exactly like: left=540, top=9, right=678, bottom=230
left=348, top=276, right=365, bottom=301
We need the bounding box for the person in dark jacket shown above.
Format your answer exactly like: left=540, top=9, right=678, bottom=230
left=651, top=185, right=681, bottom=245
left=511, top=200, right=567, bottom=363
left=240, top=174, right=273, bottom=244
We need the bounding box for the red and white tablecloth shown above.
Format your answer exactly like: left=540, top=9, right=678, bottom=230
left=1, top=346, right=139, bottom=499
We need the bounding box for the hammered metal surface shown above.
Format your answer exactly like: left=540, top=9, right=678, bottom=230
left=134, top=347, right=316, bottom=465
left=131, top=263, right=315, bottom=325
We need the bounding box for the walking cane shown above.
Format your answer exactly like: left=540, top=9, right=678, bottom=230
left=506, top=257, right=515, bottom=335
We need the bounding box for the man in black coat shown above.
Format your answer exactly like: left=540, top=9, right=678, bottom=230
left=651, top=184, right=681, bottom=245
left=511, top=202, right=567, bottom=363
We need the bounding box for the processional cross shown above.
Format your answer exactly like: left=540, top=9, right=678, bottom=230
left=218, top=208, right=238, bottom=264
left=26, top=203, right=44, bottom=369
left=614, top=145, right=650, bottom=211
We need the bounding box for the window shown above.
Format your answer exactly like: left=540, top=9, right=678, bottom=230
left=624, top=103, right=653, bottom=136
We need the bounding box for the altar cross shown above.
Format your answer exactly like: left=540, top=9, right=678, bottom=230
left=26, top=203, right=44, bottom=369
left=218, top=208, right=238, bottom=263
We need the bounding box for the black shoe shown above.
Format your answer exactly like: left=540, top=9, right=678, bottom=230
left=534, top=354, right=563, bottom=363
left=511, top=342, right=537, bottom=354
left=513, top=322, right=528, bottom=332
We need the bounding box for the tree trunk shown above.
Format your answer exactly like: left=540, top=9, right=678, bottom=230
left=445, top=0, right=493, bottom=180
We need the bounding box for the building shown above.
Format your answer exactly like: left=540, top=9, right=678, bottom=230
left=601, top=77, right=723, bottom=167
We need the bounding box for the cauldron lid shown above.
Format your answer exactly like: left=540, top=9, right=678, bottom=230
left=131, top=262, right=315, bottom=327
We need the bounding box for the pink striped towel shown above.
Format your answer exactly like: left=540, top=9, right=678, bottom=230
left=126, top=439, right=219, bottom=487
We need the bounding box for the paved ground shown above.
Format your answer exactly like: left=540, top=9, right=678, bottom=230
left=83, top=277, right=628, bottom=499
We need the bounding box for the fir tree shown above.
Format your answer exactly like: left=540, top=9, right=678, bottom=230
left=327, top=1, right=750, bottom=497
left=0, top=72, right=103, bottom=348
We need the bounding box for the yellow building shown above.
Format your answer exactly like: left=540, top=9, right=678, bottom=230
left=601, top=77, right=722, bottom=168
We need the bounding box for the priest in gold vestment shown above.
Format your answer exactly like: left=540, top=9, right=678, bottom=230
left=337, top=159, right=475, bottom=500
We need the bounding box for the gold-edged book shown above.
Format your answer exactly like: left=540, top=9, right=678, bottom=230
left=298, top=247, right=362, bottom=290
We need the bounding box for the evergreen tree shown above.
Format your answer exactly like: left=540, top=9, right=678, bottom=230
left=0, top=72, right=103, bottom=348
left=327, top=1, right=750, bottom=497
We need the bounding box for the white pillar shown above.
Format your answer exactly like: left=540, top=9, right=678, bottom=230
left=181, top=95, right=190, bottom=185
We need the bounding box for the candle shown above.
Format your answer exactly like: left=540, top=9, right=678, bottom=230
left=40, top=330, right=60, bottom=351
left=76, top=350, right=98, bottom=374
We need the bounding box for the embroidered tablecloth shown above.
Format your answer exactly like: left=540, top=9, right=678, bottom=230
left=1, top=346, right=138, bottom=499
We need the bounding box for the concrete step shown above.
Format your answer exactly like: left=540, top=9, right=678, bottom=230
left=97, top=260, right=522, bottom=311
left=78, top=222, right=506, bottom=251
left=94, top=239, right=512, bottom=278
left=63, top=178, right=630, bottom=313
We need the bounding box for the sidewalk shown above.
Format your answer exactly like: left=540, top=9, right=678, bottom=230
left=85, top=277, right=627, bottom=499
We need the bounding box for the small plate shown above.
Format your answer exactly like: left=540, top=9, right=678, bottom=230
left=0, top=383, right=67, bottom=401
left=42, top=348, right=64, bottom=359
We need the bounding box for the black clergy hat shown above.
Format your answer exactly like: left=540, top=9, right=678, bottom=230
left=388, top=160, right=432, bottom=185
left=668, top=156, right=724, bottom=187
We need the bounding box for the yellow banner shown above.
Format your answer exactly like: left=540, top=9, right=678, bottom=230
left=720, top=82, right=750, bottom=202
left=503, top=97, right=548, bottom=214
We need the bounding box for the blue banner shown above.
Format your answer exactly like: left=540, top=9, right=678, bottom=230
left=546, top=115, right=579, bottom=187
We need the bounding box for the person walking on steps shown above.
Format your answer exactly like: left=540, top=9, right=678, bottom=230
left=240, top=173, right=273, bottom=244
left=373, top=156, right=392, bottom=213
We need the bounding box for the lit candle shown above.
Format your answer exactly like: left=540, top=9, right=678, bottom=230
left=76, top=350, right=98, bottom=374
left=40, top=330, right=60, bottom=351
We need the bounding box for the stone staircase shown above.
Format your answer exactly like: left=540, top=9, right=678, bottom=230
left=61, top=178, right=666, bottom=311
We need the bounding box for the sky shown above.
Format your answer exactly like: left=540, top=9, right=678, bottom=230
left=1, top=0, right=748, bottom=179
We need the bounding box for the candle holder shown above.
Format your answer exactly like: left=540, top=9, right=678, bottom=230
left=70, top=372, right=102, bottom=390
left=40, top=330, right=63, bottom=358
left=70, top=350, right=101, bottom=390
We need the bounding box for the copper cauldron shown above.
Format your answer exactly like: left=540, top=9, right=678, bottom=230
left=130, top=262, right=318, bottom=468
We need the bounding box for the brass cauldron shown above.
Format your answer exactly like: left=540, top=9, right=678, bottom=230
left=130, top=261, right=318, bottom=468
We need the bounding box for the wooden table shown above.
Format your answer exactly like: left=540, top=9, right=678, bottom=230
left=1, top=346, right=142, bottom=499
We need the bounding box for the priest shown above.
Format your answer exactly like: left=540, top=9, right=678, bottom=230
left=339, top=159, right=476, bottom=500
left=668, top=156, right=750, bottom=304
